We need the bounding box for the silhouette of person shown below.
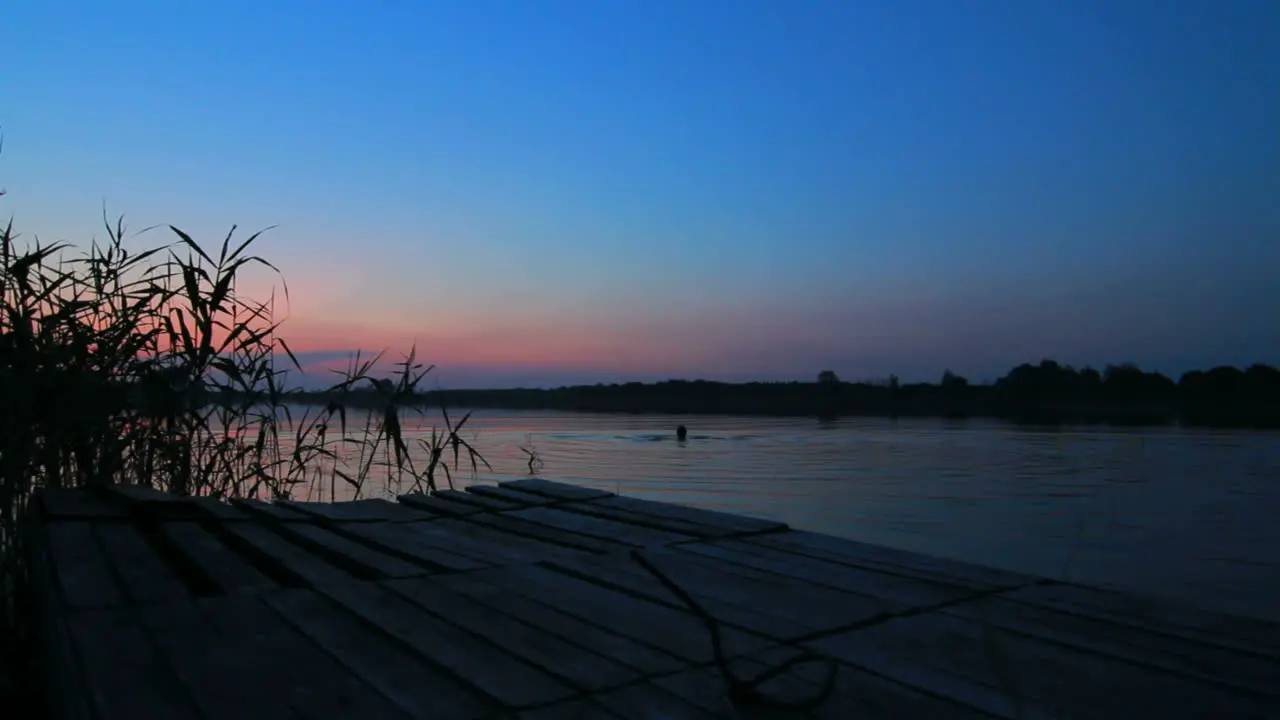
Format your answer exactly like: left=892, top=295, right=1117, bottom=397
left=676, top=425, right=688, bottom=441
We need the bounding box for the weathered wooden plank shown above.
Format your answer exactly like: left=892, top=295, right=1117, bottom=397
left=677, top=538, right=976, bottom=611
left=40, top=488, right=130, bottom=520
left=92, top=523, right=189, bottom=603
left=590, top=680, right=730, bottom=719
left=185, top=495, right=254, bottom=520
left=721, top=646, right=995, bottom=719
left=156, top=521, right=278, bottom=592
left=435, top=571, right=689, bottom=677
left=100, top=486, right=228, bottom=522
left=943, top=593, right=1280, bottom=699
left=506, top=506, right=695, bottom=547
left=262, top=588, right=501, bottom=719
left=271, top=522, right=433, bottom=579
left=399, top=518, right=589, bottom=566
left=557, top=498, right=733, bottom=539
left=229, top=497, right=312, bottom=520
left=315, top=578, right=577, bottom=707
left=386, top=576, right=643, bottom=691
left=218, top=522, right=352, bottom=587
left=141, top=592, right=411, bottom=719
left=517, top=698, right=625, bottom=719
left=464, top=512, right=631, bottom=554
left=1003, top=582, right=1280, bottom=661
left=280, top=498, right=433, bottom=522
left=543, top=553, right=811, bottom=641
left=469, top=564, right=774, bottom=664
left=805, top=610, right=1274, bottom=720
left=25, top=514, right=96, bottom=720
left=335, top=521, right=492, bottom=572
left=66, top=607, right=205, bottom=720
left=45, top=521, right=125, bottom=609
left=746, top=529, right=1037, bottom=591
left=397, top=492, right=486, bottom=516
left=465, top=484, right=559, bottom=507
left=501, top=478, right=615, bottom=501
left=432, top=488, right=523, bottom=511
left=100, top=483, right=177, bottom=503
left=593, top=495, right=785, bottom=536
left=545, top=550, right=884, bottom=641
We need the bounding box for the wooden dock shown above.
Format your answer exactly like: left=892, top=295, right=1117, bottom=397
left=27, top=479, right=1280, bottom=719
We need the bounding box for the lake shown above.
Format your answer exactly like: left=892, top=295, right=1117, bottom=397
left=293, top=408, right=1280, bottom=623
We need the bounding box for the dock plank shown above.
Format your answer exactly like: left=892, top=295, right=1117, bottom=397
left=271, top=522, right=434, bottom=579
left=218, top=522, right=352, bottom=586
left=141, top=592, right=410, bottom=719
left=229, top=497, right=312, bottom=520
left=26, top=518, right=95, bottom=720
left=468, top=564, right=774, bottom=664
left=543, top=553, right=816, bottom=641
left=464, top=512, right=631, bottom=554
left=335, top=521, right=492, bottom=572
left=556, top=498, right=734, bottom=539
left=315, top=578, right=577, bottom=707
left=1003, top=582, right=1280, bottom=661
left=466, top=484, right=560, bottom=507
left=720, top=646, right=995, bottom=719
left=517, top=698, right=625, bottom=719
left=397, top=492, right=486, bottom=516
left=746, top=529, right=1037, bottom=591
left=506, top=505, right=695, bottom=547
left=805, top=610, right=1274, bottom=720
left=157, top=521, right=277, bottom=592
left=92, top=523, right=189, bottom=603
left=400, top=518, right=591, bottom=566
left=435, top=571, right=689, bottom=677
left=185, top=496, right=254, bottom=520
left=545, top=549, right=887, bottom=640
left=592, top=495, right=785, bottom=536
left=677, top=538, right=977, bottom=611
left=943, top=592, right=1280, bottom=699
left=280, top=498, right=433, bottom=522
left=590, top=680, right=730, bottom=720
left=263, top=588, right=500, bottom=719
left=66, top=607, right=204, bottom=720
left=432, top=488, right=524, bottom=511
left=45, top=521, right=125, bottom=609
left=501, top=478, right=615, bottom=501
left=386, top=576, right=643, bottom=691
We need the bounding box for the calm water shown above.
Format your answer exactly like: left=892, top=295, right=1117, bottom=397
left=297, top=408, right=1280, bottom=622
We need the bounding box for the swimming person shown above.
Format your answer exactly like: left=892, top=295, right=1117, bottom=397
left=676, top=425, right=688, bottom=441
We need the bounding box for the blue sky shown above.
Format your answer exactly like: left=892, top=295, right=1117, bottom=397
left=3, top=0, right=1277, bottom=387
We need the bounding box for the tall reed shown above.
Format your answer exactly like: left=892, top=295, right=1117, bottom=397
left=0, top=185, right=488, bottom=664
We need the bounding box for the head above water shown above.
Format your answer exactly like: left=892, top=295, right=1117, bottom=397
left=676, top=425, right=688, bottom=440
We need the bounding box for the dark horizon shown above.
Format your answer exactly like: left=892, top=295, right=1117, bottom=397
left=256, top=358, right=1280, bottom=429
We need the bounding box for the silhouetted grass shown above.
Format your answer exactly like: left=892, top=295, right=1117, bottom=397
left=0, top=181, right=488, bottom=689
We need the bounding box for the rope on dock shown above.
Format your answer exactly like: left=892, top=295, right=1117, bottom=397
left=629, top=549, right=839, bottom=712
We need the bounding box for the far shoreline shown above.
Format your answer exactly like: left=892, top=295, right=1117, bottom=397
left=240, top=360, right=1280, bottom=430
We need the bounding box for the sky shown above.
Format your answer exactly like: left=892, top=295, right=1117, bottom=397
left=3, top=0, right=1278, bottom=388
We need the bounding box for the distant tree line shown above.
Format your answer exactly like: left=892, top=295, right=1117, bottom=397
left=254, top=360, right=1280, bottom=429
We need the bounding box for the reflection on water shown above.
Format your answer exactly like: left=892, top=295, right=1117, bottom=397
left=290, top=408, right=1280, bottom=622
